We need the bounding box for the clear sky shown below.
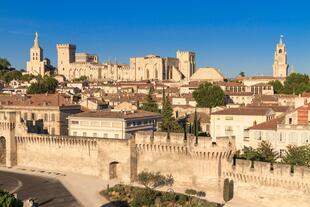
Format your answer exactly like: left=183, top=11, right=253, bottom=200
left=1, top=0, right=309, bottom=78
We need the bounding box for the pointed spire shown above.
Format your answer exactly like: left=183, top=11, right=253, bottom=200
left=34, top=32, right=40, bottom=48
left=279, top=34, right=283, bottom=45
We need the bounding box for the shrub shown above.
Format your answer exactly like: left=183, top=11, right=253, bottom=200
left=196, top=191, right=206, bottom=197
left=0, top=190, right=23, bottom=207
left=185, top=189, right=197, bottom=195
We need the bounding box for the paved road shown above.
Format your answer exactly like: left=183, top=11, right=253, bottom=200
left=0, top=171, right=81, bottom=207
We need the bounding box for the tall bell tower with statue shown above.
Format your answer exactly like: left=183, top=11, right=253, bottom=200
left=272, top=35, right=288, bottom=77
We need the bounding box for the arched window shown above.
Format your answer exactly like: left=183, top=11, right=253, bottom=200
left=279, top=49, right=282, bottom=54
left=146, top=69, right=150, bottom=79
left=155, top=69, right=158, bottom=79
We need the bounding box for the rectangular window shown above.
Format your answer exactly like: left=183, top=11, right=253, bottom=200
left=71, top=121, right=79, bottom=125
left=73, top=131, right=77, bottom=136
left=51, top=114, right=55, bottom=122
left=24, top=113, right=27, bottom=120
left=83, top=132, right=87, bottom=137
left=114, top=134, right=119, bottom=139
left=51, top=128, right=55, bottom=135
left=31, top=113, right=35, bottom=120
left=44, top=113, right=48, bottom=122
left=225, top=116, right=233, bottom=120
left=104, top=133, right=108, bottom=138
left=93, top=133, right=97, bottom=137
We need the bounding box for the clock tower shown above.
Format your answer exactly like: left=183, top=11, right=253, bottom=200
left=272, top=35, right=288, bottom=77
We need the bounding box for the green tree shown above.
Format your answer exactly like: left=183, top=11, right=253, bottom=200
left=3, top=70, right=22, bottom=83
left=20, top=74, right=36, bottom=81
left=0, top=190, right=23, bottom=207
left=161, top=92, right=181, bottom=133
left=193, top=82, right=225, bottom=110
left=73, top=75, right=88, bottom=82
left=269, top=80, right=284, bottom=94
left=256, top=141, right=279, bottom=163
left=282, top=145, right=310, bottom=167
left=239, top=71, right=245, bottom=77
left=0, top=58, right=11, bottom=70
left=137, top=171, right=174, bottom=190
left=237, top=146, right=259, bottom=161
left=282, top=73, right=310, bottom=95
left=27, top=76, right=58, bottom=94
left=142, top=87, right=159, bottom=113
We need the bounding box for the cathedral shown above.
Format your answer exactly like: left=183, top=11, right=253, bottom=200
left=26, top=32, right=54, bottom=76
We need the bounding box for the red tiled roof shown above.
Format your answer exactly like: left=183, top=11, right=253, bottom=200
left=248, top=116, right=285, bottom=130
left=212, top=107, right=274, bottom=116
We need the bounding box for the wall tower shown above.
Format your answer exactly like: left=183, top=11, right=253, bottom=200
left=0, top=111, right=17, bottom=167
left=176, top=51, right=196, bottom=80
left=56, top=44, right=76, bottom=78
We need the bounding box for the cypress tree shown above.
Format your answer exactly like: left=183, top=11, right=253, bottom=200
left=142, top=87, right=159, bottom=113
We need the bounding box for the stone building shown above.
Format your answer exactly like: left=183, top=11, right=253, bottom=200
left=273, top=35, right=288, bottom=77
left=56, top=41, right=195, bottom=82
left=68, top=110, right=161, bottom=139
left=26, top=32, right=54, bottom=76
left=0, top=93, right=80, bottom=135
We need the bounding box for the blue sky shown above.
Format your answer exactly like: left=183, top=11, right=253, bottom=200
left=1, top=0, right=310, bottom=78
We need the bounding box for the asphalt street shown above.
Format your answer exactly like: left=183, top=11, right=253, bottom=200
left=0, top=170, right=81, bottom=207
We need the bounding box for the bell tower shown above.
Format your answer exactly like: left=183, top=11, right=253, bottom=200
left=273, top=35, right=288, bottom=77
left=26, top=32, right=46, bottom=76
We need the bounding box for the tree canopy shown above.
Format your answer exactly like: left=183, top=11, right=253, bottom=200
left=282, top=145, right=310, bottom=167
left=270, top=73, right=310, bottom=95
left=192, top=82, right=225, bottom=108
left=0, top=58, right=11, bottom=70
left=27, top=76, right=58, bottom=94
left=137, top=171, right=174, bottom=190
left=238, top=141, right=278, bottom=163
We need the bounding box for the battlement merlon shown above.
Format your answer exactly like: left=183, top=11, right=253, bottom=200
left=135, top=131, right=235, bottom=152
left=56, top=44, right=76, bottom=49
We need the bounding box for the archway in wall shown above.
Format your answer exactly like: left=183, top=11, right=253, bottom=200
left=109, top=161, right=119, bottom=179
left=0, top=136, right=5, bottom=166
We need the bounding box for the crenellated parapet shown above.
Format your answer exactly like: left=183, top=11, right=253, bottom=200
left=16, top=135, right=98, bottom=150
left=135, top=131, right=235, bottom=160
left=0, top=111, right=16, bottom=131
left=223, top=159, right=310, bottom=195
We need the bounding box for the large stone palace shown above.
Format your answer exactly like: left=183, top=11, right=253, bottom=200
left=26, top=32, right=196, bottom=81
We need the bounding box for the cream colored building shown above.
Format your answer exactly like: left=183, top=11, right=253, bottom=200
left=0, top=93, right=80, bottom=135
left=210, top=107, right=275, bottom=149
left=26, top=32, right=54, bottom=76
left=247, top=104, right=310, bottom=155
left=57, top=43, right=195, bottom=82
left=273, top=35, right=288, bottom=77
left=68, top=110, right=161, bottom=139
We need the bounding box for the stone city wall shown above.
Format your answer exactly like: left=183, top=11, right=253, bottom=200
left=134, top=131, right=234, bottom=188
left=223, top=159, right=310, bottom=195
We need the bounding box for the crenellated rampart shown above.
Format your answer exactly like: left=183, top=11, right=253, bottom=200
left=223, top=159, right=310, bottom=195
